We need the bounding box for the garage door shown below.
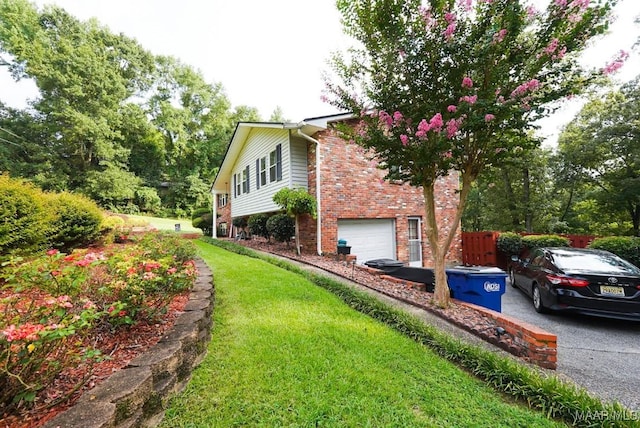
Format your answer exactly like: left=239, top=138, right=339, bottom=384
left=337, top=219, right=396, bottom=264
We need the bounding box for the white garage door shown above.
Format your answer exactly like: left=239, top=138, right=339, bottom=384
left=337, top=219, right=396, bottom=264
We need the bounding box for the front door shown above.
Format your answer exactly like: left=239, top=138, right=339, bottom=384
left=408, top=217, right=422, bottom=267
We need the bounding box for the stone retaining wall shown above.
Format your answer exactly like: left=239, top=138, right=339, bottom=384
left=43, top=259, right=214, bottom=428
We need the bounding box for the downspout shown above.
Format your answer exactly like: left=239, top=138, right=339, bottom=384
left=296, top=129, right=323, bottom=256
left=212, top=190, right=218, bottom=238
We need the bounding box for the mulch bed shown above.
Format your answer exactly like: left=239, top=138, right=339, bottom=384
left=0, top=294, right=189, bottom=428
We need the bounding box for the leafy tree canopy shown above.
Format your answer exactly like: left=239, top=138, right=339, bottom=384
left=325, top=0, right=618, bottom=306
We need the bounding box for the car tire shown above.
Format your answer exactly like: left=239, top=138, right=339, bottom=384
left=532, top=284, right=548, bottom=313
left=509, top=268, right=517, bottom=288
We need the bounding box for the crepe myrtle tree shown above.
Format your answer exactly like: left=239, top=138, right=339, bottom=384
left=324, top=0, right=621, bottom=307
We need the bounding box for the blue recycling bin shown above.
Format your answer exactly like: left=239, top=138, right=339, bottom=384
left=446, top=266, right=507, bottom=312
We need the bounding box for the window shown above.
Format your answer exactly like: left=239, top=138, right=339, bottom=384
left=218, top=193, right=228, bottom=207
left=269, top=144, right=282, bottom=182
left=269, top=150, right=277, bottom=182
left=260, top=157, right=267, bottom=186
left=218, top=222, right=227, bottom=237
left=242, top=166, right=249, bottom=194
left=234, top=173, right=240, bottom=197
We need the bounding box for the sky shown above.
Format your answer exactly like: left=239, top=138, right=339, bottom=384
left=1, top=0, right=639, bottom=146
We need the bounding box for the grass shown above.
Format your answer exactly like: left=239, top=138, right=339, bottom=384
left=124, top=214, right=202, bottom=233
left=160, top=241, right=564, bottom=427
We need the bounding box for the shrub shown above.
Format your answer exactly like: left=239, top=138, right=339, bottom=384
left=496, top=232, right=523, bottom=255
left=521, top=234, right=570, bottom=250
left=46, top=192, right=104, bottom=252
left=0, top=232, right=198, bottom=413
left=588, top=236, right=640, bottom=267
left=0, top=174, right=53, bottom=257
left=266, top=214, right=294, bottom=244
left=192, top=207, right=213, bottom=236
left=248, top=213, right=270, bottom=240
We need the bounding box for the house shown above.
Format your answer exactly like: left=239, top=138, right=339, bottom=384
left=211, top=113, right=462, bottom=267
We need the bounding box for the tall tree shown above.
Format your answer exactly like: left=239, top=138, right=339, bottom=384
left=325, top=0, right=618, bottom=307
left=557, top=76, right=640, bottom=235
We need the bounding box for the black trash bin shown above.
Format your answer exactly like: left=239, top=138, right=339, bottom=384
left=446, top=266, right=507, bottom=312
left=364, top=258, right=405, bottom=273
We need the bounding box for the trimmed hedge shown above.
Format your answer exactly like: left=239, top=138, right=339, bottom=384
left=521, top=234, right=570, bottom=250
left=201, top=237, right=634, bottom=427
left=46, top=192, right=104, bottom=251
left=588, top=236, right=640, bottom=267
left=248, top=213, right=270, bottom=240
left=266, top=213, right=294, bottom=244
left=192, top=207, right=213, bottom=236
left=1, top=175, right=105, bottom=257
left=497, top=232, right=523, bottom=255
left=0, top=174, right=53, bottom=257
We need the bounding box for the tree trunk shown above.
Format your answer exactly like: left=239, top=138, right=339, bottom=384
left=423, top=171, right=472, bottom=308
left=501, top=169, right=520, bottom=229
left=523, top=167, right=532, bottom=232
left=294, top=215, right=301, bottom=256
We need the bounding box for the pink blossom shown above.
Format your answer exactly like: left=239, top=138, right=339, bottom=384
left=167, top=267, right=177, bottom=275
left=444, top=12, right=456, bottom=23
left=415, top=119, right=430, bottom=138
left=400, top=134, right=409, bottom=146
left=378, top=111, right=393, bottom=129
left=462, top=76, right=473, bottom=88
left=458, top=0, right=473, bottom=12
left=570, top=0, right=590, bottom=10
left=443, top=22, right=457, bottom=40
left=419, top=6, right=435, bottom=28
left=444, top=151, right=453, bottom=158
left=544, top=38, right=560, bottom=56
left=2, top=323, right=44, bottom=342
left=511, top=79, right=540, bottom=98
left=493, top=29, right=507, bottom=43
left=393, top=111, right=404, bottom=123
left=447, top=105, right=457, bottom=113
left=47, top=249, right=59, bottom=256
left=446, top=119, right=459, bottom=139
left=602, top=50, right=629, bottom=75
left=460, top=95, right=477, bottom=104
left=555, top=0, right=568, bottom=7
left=526, top=5, right=539, bottom=18
left=485, top=114, right=495, bottom=122
left=429, top=113, right=444, bottom=132
left=497, top=95, right=505, bottom=104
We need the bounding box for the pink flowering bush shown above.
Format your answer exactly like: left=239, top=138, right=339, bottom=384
left=0, top=231, right=197, bottom=414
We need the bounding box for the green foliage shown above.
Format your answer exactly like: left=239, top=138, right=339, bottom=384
left=46, top=192, right=104, bottom=251
left=191, top=207, right=213, bottom=236
left=272, top=187, right=316, bottom=218
left=557, top=77, right=640, bottom=235
left=247, top=213, right=270, bottom=240
left=232, top=216, right=247, bottom=229
left=266, top=214, right=294, bottom=244
left=0, top=232, right=197, bottom=414
left=201, top=237, right=633, bottom=427
left=0, top=174, right=52, bottom=257
left=588, top=236, right=640, bottom=267
left=521, top=235, right=570, bottom=250
left=496, top=232, right=523, bottom=255
left=325, top=0, right=615, bottom=305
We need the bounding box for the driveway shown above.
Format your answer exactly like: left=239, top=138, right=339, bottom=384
left=502, top=279, right=640, bottom=410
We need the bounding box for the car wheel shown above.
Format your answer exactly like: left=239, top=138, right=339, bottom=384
left=509, top=268, right=517, bottom=288
left=532, top=284, right=548, bottom=313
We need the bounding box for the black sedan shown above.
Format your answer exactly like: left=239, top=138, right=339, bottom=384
left=509, top=247, right=640, bottom=320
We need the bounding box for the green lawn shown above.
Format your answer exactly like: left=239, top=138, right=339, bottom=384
left=124, top=214, right=202, bottom=233
left=160, top=241, right=563, bottom=427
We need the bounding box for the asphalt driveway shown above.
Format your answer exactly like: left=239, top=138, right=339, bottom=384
left=502, top=279, right=640, bottom=411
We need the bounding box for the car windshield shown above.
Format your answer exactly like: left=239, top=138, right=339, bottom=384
left=552, top=250, right=640, bottom=275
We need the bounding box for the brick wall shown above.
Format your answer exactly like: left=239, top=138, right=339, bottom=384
left=307, top=125, right=462, bottom=266
left=217, top=196, right=232, bottom=238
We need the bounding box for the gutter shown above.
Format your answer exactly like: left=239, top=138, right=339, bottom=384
left=296, top=129, right=323, bottom=256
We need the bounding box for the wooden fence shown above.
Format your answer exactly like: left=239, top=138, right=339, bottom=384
left=461, top=232, right=596, bottom=268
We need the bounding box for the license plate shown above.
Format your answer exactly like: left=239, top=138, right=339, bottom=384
left=600, top=285, right=625, bottom=296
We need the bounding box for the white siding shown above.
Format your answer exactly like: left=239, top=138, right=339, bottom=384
left=231, top=128, right=307, bottom=218
left=290, top=137, right=309, bottom=189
